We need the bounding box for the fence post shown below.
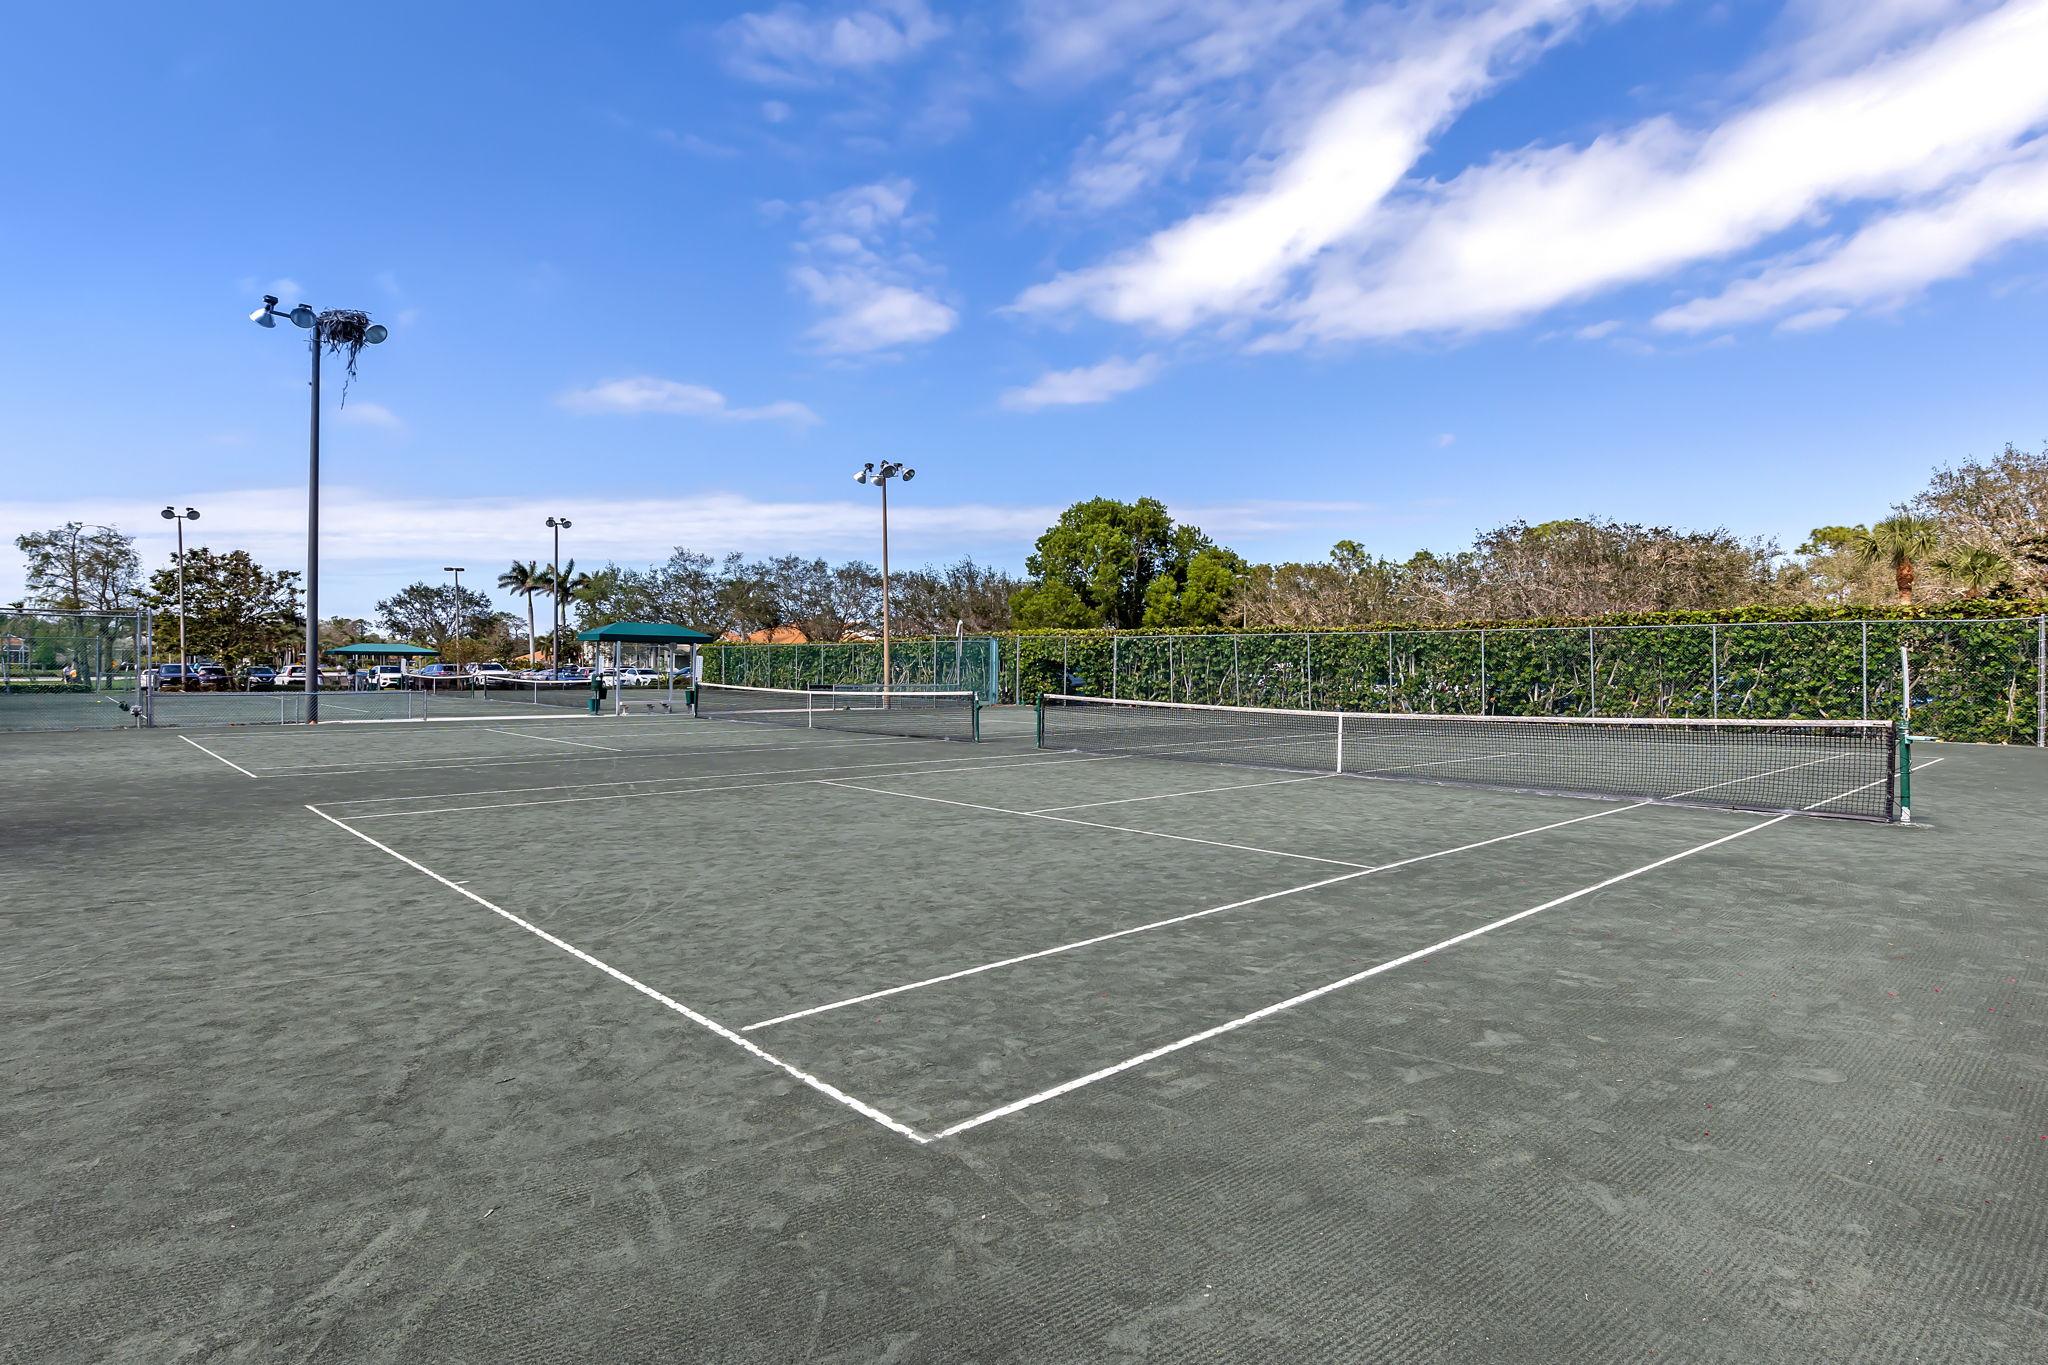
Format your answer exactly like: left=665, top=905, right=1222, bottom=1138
left=1233, top=636, right=1241, bottom=706
left=1112, top=634, right=1119, bottom=698
left=1587, top=626, right=1597, bottom=716
left=1479, top=629, right=1488, bottom=715
left=2038, top=615, right=2045, bottom=747
left=1304, top=633, right=1313, bottom=710
left=1861, top=620, right=1869, bottom=720
left=1386, top=631, right=1395, bottom=711
left=1710, top=624, right=1720, bottom=719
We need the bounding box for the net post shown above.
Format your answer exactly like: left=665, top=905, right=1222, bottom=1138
left=971, top=696, right=981, bottom=743
left=1897, top=726, right=1911, bottom=824
left=1334, top=711, right=1343, bottom=773
left=1036, top=693, right=1045, bottom=750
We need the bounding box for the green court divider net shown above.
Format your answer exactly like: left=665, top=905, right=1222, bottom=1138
left=1038, top=694, right=1900, bottom=821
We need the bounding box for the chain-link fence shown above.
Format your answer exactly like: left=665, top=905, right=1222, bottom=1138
left=706, top=636, right=1002, bottom=701
left=711, top=617, right=2048, bottom=745
left=0, top=609, right=152, bottom=731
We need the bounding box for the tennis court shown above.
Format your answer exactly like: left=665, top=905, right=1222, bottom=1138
left=6, top=697, right=2044, bottom=1362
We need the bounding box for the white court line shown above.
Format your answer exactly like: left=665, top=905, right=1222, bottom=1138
left=922, top=756, right=1942, bottom=1140
left=484, top=727, right=620, bottom=752
left=225, top=730, right=932, bottom=777
left=742, top=798, right=1646, bottom=1032
left=1028, top=773, right=1334, bottom=813
left=324, top=754, right=1119, bottom=821
left=179, top=736, right=259, bottom=778
left=311, top=748, right=1090, bottom=806
left=818, top=781, right=1373, bottom=869
left=303, top=806, right=931, bottom=1143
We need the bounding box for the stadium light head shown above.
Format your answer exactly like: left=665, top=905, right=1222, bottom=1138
left=161, top=507, right=175, bottom=519
left=364, top=324, right=388, bottom=344
left=250, top=307, right=277, bottom=328
left=287, top=304, right=316, bottom=329
left=901, top=468, right=915, bottom=482
left=854, top=469, right=868, bottom=484
left=186, top=508, right=199, bottom=520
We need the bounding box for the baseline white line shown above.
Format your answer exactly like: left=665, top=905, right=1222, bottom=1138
left=820, top=782, right=1375, bottom=869
left=927, top=813, right=1788, bottom=1140
left=309, top=749, right=1081, bottom=805
left=179, top=735, right=259, bottom=778
left=302, top=806, right=930, bottom=1143
left=232, top=731, right=934, bottom=777
left=483, top=727, right=621, bottom=752
left=741, top=798, right=1643, bottom=1031
left=1028, top=773, right=1334, bottom=813
left=325, top=755, right=1116, bottom=821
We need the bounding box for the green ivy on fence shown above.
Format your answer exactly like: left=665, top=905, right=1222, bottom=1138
left=701, top=602, right=2048, bottom=745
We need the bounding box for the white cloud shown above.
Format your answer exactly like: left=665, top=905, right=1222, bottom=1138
left=1015, top=0, right=1614, bottom=328
left=1011, top=0, right=2048, bottom=347
left=1435, top=432, right=1456, bottom=448
left=334, top=401, right=406, bottom=433
left=788, top=178, right=957, bottom=354
left=1000, top=355, right=1165, bottom=410
left=763, top=100, right=793, bottom=122
left=1655, top=139, right=2048, bottom=331
left=558, top=377, right=821, bottom=424
left=725, top=0, right=947, bottom=84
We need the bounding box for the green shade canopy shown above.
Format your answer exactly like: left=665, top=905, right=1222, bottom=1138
left=324, top=642, right=440, bottom=657
left=575, top=622, right=716, bottom=644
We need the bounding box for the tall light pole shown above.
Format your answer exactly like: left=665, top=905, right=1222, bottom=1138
left=545, top=516, right=571, bottom=673
left=159, top=506, right=200, bottom=678
left=250, top=295, right=389, bottom=722
left=443, top=566, right=466, bottom=666
left=854, top=462, right=915, bottom=694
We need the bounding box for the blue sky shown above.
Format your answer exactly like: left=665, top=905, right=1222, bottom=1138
left=4, top=0, right=2046, bottom=616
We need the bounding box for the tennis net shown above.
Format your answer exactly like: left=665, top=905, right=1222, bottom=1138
left=1038, top=695, right=1899, bottom=821
left=695, top=682, right=979, bottom=742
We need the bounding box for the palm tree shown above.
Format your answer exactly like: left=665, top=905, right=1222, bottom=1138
left=546, top=558, right=590, bottom=670
left=1850, top=514, right=1943, bottom=605
left=1930, top=546, right=2010, bottom=599
left=497, top=560, right=543, bottom=667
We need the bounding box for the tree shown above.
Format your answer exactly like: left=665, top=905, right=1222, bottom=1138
left=1930, top=546, right=2012, bottom=599
left=140, top=548, right=302, bottom=668
left=1013, top=497, right=1233, bottom=628
left=1911, top=442, right=2048, bottom=589
left=1463, top=518, right=1777, bottom=618
left=888, top=557, right=1020, bottom=634
left=14, top=522, right=140, bottom=611
left=1849, top=514, right=1942, bottom=605
left=375, top=582, right=494, bottom=649
left=537, top=559, right=589, bottom=665
left=497, top=560, right=545, bottom=662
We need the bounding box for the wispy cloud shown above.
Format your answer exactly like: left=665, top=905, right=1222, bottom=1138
left=789, top=178, right=957, bottom=353
left=558, top=376, right=820, bottom=424
left=724, top=0, right=948, bottom=85
left=1001, top=355, right=1164, bottom=410
left=1012, top=0, right=2048, bottom=346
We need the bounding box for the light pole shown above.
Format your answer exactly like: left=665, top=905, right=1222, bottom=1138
left=159, top=506, right=200, bottom=679
left=545, top=516, right=571, bottom=673
left=443, top=566, right=465, bottom=666
left=250, top=295, right=389, bottom=721
left=853, top=461, right=915, bottom=694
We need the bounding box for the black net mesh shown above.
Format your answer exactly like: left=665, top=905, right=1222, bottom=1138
left=695, top=683, right=977, bottom=742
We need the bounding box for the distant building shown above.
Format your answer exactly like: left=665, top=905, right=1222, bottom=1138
left=719, top=626, right=811, bottom=644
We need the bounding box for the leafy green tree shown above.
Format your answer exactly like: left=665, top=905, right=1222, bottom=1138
left=14, top=522, right=140, bottom=610
left=1013, top=497, right=1235, bottom=628
left=141, top=548, right=302, bottom=668
left=375, top=582, right=494, bottom=648
left=1011, top=577, right=1094, bottom=629
left=1911, top=443, right=2048, bottom=589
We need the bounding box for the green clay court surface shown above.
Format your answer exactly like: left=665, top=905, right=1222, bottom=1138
left=5, top=706, right=2045, bottom=1362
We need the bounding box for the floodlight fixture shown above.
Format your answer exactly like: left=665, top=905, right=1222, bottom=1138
left=287, top=304, right=316, bottom=329
left=364, top=323, right=388, bottom=344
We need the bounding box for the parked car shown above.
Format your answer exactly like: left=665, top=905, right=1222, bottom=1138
left=154, top=663, right=198, bottom=689
left=193, top=663, right=230, bottom=690
left=465, top=661, right=511, bottom=677
left=237, top=666, right=278, bottom=690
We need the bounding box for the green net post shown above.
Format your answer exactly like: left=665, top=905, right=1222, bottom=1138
left=1897, top=728, right=1912, bottom=824
left=1036, top=694, right=1045, bottom=749
left=971, top=697, right=981, bottom=743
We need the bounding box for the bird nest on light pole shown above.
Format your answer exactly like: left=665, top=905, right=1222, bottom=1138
left=316, top=309, right=384, bottom=396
